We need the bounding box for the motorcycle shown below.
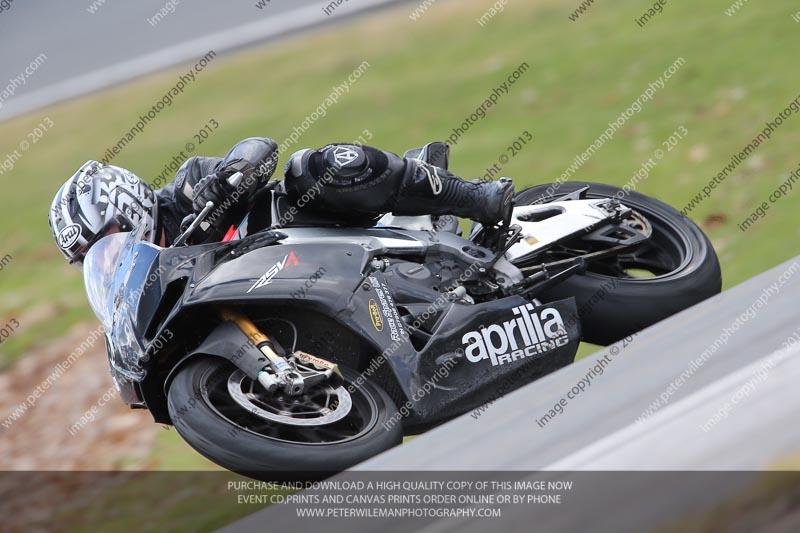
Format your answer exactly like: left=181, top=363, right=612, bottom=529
left=82, top=142, right=721, bottom=478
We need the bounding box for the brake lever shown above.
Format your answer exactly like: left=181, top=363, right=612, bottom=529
left=170, top=172, right=246, bottom=248
left=172, top=201, right=214, bottom=247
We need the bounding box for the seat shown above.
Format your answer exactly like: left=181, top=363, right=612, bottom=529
left=271, top=193, right=376, bottom=228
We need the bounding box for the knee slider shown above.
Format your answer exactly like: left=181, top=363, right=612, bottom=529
left=286, top=144, right=394, bottom=188
left=321, top=144, right=369, bottom=178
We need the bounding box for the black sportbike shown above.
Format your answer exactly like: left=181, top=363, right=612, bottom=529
left=83, top=143, right=721, bottom=478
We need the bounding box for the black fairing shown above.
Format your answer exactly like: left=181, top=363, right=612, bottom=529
left=360, top=273, right=580, bottom=429
left=123, top=227, right=580, bottom=429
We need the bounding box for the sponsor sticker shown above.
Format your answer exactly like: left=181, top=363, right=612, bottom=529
left=247, top=251, right=299, bottom=293
left=368, top=275, right=405, bottom=343
left=461, top=304, right=570, bottom=367
left=368, top=299, right=384, bottom=332
left=57, top=223, right=81, bottom=249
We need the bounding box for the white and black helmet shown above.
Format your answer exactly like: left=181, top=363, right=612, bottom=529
left=48, top=160, right=158, bottom=268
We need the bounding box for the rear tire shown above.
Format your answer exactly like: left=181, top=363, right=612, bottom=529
left=514, top=182, right=722, bottom=345
left=168, top=358, right=402, bottom=480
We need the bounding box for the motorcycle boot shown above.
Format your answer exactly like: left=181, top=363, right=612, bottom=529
left=393, top=159, right=515, bottom=226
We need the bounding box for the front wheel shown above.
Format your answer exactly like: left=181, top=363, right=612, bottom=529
left=168, top=358, right=402, bottom=480
left=515, top=182, right=722, bottom=345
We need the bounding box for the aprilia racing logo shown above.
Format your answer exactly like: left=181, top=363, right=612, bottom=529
left=462, top=304, right=569, bottom=367
left=247, top=251, right=299, bottom=293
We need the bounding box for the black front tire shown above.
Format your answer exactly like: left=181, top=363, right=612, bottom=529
left=515, top=182, right=722, bottom=345
left=168, top=358, right=403, bottom=480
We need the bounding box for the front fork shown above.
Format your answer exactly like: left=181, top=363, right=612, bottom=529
left=220, top=308, right=340, bottom=396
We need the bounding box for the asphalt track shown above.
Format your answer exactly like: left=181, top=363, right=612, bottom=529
left=0, top=0, right=403, bottom=121
left=221, top=256, right=800, bottom=532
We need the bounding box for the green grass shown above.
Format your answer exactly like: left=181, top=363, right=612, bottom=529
left=1, top=0, right=799, bottom=471
left=147, top=426, right=223, bottom=470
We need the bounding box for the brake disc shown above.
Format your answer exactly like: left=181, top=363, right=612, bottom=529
left=226, top=370, right=352, bottom=426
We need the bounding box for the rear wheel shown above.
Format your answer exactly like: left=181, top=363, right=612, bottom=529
left=514, top=182, right=722, bottom=345
left=168, top=358, right=402, bottom=480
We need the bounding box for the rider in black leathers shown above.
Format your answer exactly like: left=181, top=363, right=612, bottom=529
left=49, top=137, right=514, bottom=266
left=162, top=137, right=514, bottom=243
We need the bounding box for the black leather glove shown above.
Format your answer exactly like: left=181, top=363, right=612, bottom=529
left=192, top=172, right=234, bottom=214
left=189, top=159, right=260, bottom=242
